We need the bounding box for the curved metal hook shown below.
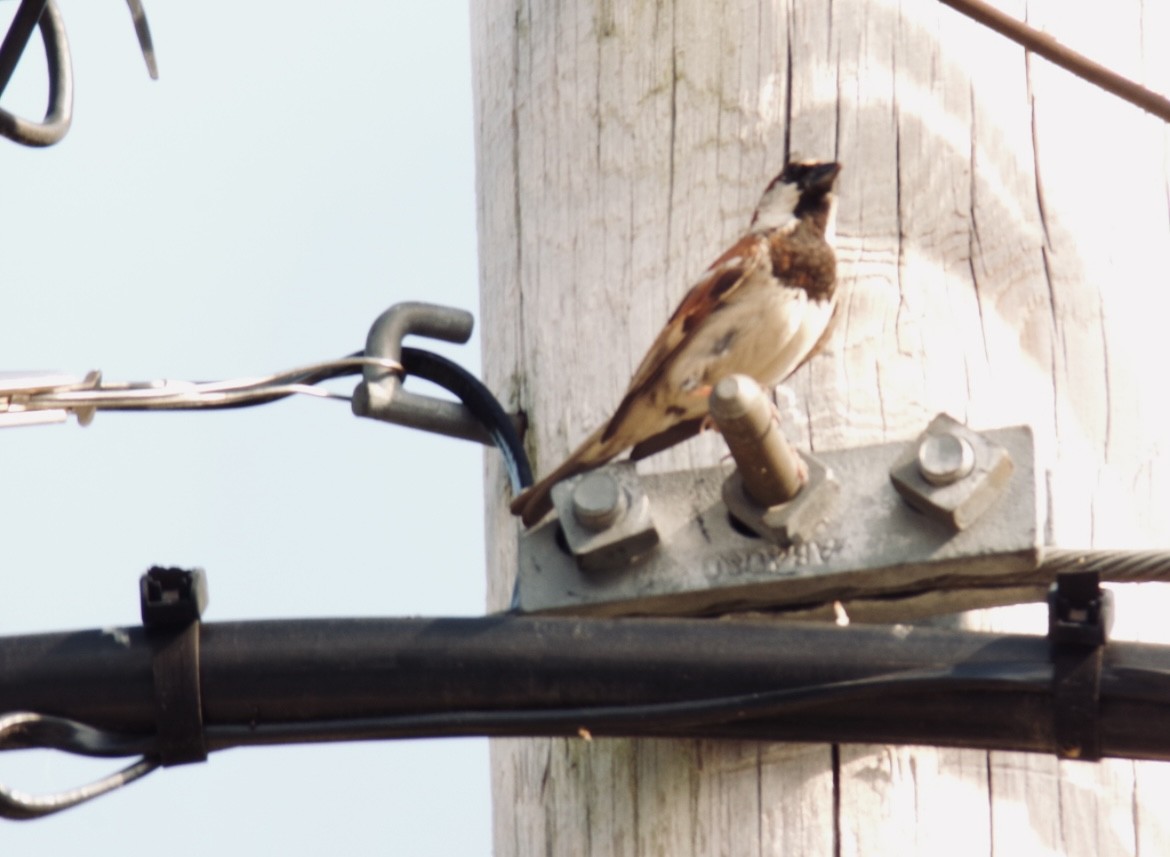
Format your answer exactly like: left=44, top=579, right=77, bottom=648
left=0, top=0, right=157, bottom=147
left=0, top=712, right=157, bottom=820
left=124, top=0, right=158, bottom=80
left=0, top=0, right=73, bottom=147
left=353, top=302, right=496, bottom=444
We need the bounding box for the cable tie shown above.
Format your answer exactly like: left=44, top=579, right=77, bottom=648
left=1048, top=570, right=1113, bottom=761
left=140, top=566, right=208, bottom=766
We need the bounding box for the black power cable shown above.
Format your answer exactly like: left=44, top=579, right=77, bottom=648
left=400, top=347, right=532, bottom=491
left=200, top=661, right=1054, bottom=749
left=0, top=658, right=1049, bottom=819
left=6, top=615, right=1170, bottom=759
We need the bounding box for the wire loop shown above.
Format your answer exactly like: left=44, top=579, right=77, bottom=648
left=0, top=712, right=157, bottom=820
left=0, top=0, right=73, bottom=147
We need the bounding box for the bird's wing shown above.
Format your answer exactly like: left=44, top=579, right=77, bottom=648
left=601, top=234, right=768, bottom=442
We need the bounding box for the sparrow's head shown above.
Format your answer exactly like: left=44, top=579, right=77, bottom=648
left=751, top=160, right=842, bottom=233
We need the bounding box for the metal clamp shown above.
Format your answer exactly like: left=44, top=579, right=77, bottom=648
left=140, top=566, right=208, bottom=766
left=352, top=302, right=502, bottom=445
left=1048, top=570, right=1113, bottom=760
left=515, top=415, right=1040, bottom=619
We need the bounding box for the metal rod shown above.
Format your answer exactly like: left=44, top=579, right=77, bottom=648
left=0, top=0, right=46, bottom=95
left=709, top=374, right=804, bottom=505
left=124, top=0, right=157, bottom=80
left=938, top=0, right=1170, bottom=123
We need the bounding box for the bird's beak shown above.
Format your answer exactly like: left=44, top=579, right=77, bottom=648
left=802, top=162, right=842, bottom=192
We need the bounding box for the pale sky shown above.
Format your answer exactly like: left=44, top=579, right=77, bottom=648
left=0, top=1, right=491, bottom=852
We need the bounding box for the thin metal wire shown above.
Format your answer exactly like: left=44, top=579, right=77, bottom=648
left=939, top=0, right=1170, bottom=122
left=0, top=346, right=534, bottom=490
left=124, top=0, right=156, bottom=80
left=0, top=713, right=157, bottom=821
left=0, top=756, right=157, bottom=820
left=5, top=356, right=403, bottom=414
left=1040, top=549, right=1170, bottom=584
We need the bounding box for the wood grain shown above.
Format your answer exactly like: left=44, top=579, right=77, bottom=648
left=473, top=0, right=1170, bottom=852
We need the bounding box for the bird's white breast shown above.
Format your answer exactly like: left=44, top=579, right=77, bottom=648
left=666, top=270, right=833, bottom=407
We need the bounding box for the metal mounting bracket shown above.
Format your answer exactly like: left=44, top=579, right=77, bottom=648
left=352, top=302, right=490, bottom=444
left=514, top=416, right=1042, bottom=620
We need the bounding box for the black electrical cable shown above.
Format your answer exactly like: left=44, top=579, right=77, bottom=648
left=202, top=661, right=1053, bottom=749
left=15, top=657, right=1170, bottom=755
left=400, top=346, right=533, bottom=491
left=0, top=712, right=152, bottom=758
left=0, top=662, right=1044, bottom=819
left=0, top=662, right=1054, bottom=757
left=13, top=659, right=1170, bottom=757
left=11, top=614, right=1170, bottom=817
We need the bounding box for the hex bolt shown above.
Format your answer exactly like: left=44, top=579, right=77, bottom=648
left=571, top=471, right=627, bottom=532
left=709, top=375, right=804, bottom=507
left=917, top=432, right=976, bottom=486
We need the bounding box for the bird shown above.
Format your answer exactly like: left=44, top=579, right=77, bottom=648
left=510, top=159, right=842, bottom=527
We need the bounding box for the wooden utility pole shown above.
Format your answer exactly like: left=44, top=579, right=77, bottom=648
left=472, top=0, right=1170, bottom=852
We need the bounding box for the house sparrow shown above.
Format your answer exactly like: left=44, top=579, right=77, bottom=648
left=510, top=160, right=842, bottom=527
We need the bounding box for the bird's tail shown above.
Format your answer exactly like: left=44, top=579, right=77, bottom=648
left=509, top=424, right=625, bottom=527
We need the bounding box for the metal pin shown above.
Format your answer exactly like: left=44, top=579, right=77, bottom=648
left=708, top=375, right=804, bottom=507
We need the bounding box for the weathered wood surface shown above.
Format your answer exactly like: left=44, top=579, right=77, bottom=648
left=472, top=0, right=1170, bottom=852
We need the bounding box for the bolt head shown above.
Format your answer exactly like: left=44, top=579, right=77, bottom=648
left=572, top=471, right=626, bottom=531
left=917, top=432, right=975, bottom=486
